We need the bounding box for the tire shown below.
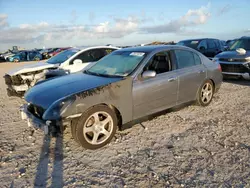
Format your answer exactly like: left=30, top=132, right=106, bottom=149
left=75, top=105, right=118, bottom=150
left=196, top=80, right=214, bottom=106
left=71, top=119, right=79, bottom=143
left=13, top=58, right=19, bottom=63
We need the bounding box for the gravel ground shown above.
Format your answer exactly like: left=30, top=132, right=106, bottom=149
left=0, top=62, right=250, bottom=187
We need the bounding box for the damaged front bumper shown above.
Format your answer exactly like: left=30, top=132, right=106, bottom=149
left=4, top=71, right=46, bottom=97
left=20, top=104, right=49, bottom=134
left=20, top=104, right=71, bottom=135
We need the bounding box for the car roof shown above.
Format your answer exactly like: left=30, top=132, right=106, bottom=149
left=77, top=45, right=120, bottom=51
left=114, top=45, right=190, bottom=53
left=240, top=36, right=250, bottom=39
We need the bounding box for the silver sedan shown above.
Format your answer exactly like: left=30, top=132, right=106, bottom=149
left=21, top=45, right=223, bottom=149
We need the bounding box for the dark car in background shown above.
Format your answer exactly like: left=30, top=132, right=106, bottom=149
left=226, top=39, right=237, bottom=48
left=213, top=36, right=250, bottom=80
left=177, top=38, right=224, bottom=59
left=0, top=55, right=6, bottom=62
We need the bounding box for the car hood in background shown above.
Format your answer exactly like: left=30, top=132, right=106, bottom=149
left=25, top=72, right=123, bottom=109
left=216, top=50, right=250, bottom=59
left=7, top=61, right=59, bottom=76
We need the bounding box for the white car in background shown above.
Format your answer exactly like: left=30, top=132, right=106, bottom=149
left=4, top=46, right=119, bottom=97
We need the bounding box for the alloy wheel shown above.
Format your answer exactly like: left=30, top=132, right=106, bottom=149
left=83, top=111, right=113, bottom=145
left=201, top=83, right=213, bottom=104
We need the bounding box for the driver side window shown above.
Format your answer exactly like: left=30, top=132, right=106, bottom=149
left=143, top=51, right=172, bottom=75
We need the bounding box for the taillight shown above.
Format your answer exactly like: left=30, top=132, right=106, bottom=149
left=218, top=63, right=222, bottom=72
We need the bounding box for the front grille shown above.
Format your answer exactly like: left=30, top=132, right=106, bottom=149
left=219, top=58, right=247, bottom=62
left=27, top=104, right=45, bottom=119
left=220, top=63, right=249, bottom=73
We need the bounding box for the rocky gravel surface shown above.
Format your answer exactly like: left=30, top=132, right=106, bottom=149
left=0, top=62, right=250, bottom=187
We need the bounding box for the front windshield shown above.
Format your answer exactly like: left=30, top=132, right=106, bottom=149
left=229, top=39, right=250, bottom=51
left=86, top=51, right=147, bottom=77
left=177, top=40, right=201, bottom=49
left=47, top=48, right=79, bottom=64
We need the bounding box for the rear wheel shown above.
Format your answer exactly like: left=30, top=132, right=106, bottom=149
left=196, top=80, right=214, bottom=106
left=75, top=105, right=118, bottom=149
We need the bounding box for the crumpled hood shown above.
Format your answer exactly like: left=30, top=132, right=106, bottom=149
left=216, top=50, right=250, bottom=59
left=25, top=72, right=123, bottom=109
left=7, top=62, right=59, bottom=76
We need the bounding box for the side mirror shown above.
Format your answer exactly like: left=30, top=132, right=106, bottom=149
left=73, top=59, right=82, bottom=66
left=142, top=70, right=156, bottom=79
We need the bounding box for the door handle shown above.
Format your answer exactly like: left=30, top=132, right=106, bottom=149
left=168, top=77, right=177, bottom=82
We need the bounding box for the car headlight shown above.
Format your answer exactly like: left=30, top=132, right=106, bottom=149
left=243, top=62, right=250, bottom=69
left=42, top=96, right=76, bottom=120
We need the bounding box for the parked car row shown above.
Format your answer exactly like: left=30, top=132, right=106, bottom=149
left=3, top=36, right=249, bottom=150
left=0, top=47, right=71, bottom=63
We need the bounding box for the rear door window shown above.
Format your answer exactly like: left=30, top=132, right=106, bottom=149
left=193, top=53, right=202, bottom=65
left=174, top=50, right=196, bottom=69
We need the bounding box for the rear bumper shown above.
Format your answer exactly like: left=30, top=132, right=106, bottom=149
left=20, top=104, right=49, bottom=134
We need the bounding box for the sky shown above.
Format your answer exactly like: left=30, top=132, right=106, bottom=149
left=0, top=0, right=250, bottom=51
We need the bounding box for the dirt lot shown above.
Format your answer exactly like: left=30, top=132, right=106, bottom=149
left=0, top=62, right=250, bottom=187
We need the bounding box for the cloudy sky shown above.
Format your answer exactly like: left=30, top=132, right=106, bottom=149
left=0, top=0, right=249, bottom=51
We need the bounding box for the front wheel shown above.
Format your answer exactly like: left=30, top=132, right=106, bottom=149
left=196, top=80, right=214, bottom=106
left=75, top=105, right=118, bottom=149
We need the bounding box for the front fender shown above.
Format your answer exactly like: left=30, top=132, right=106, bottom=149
left=45, top=77, right=133, bottom=124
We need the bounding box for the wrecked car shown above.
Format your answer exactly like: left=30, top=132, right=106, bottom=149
left=213, top=36, right=250, bottom=80
left=20, top=45, right=222, bottom=150
left=4, top=46, right=119, bottom=97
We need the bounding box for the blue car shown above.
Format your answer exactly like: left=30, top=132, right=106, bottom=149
left=8, top=50, right=42, bottom=62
